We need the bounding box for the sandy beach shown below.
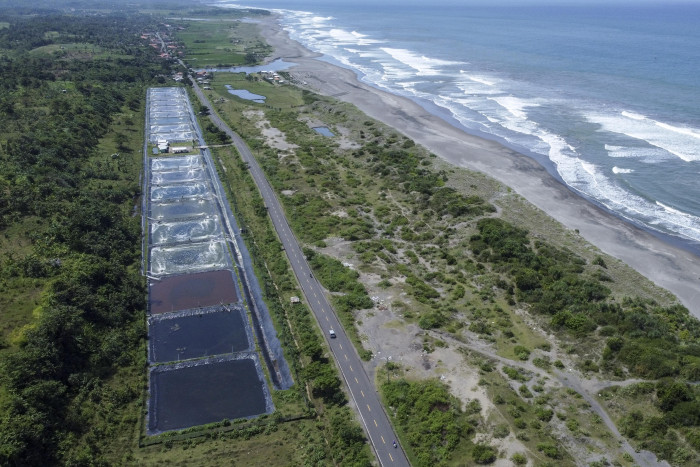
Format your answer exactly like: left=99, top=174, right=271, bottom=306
left=256, top=16, right=700, bottom=317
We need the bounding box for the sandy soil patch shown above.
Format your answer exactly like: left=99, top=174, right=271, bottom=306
left=244, top=109, right=298, bottom=153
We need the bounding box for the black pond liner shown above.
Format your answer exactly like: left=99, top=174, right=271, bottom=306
left=147, top=355, right=273, bottom=435
left=148, top=306, right=253, bottom=363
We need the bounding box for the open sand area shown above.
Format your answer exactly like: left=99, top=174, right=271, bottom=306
left=256, top=16, right=700, bottom=317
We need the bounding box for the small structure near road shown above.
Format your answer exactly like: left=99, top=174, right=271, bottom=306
left=157, top=139, right=169, bottom=153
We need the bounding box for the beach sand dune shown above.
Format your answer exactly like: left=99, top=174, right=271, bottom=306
left=257, top=16, right=700, bottom=316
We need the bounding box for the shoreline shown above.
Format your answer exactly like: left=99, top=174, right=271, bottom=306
left=255, top=15, right=700, bottom=316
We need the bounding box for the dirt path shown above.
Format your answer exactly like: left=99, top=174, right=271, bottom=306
left=429, top=329, right=667, bottom=467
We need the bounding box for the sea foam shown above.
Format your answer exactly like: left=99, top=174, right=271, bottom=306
left=589, top=111, right=700, bottom=162
left=380, top=47, right=462, bottom=76
left=459, top=71, right=497, bottom=87
left=612, top=166, right=634, bottom=174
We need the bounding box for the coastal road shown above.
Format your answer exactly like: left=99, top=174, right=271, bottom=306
left=191, top=81, right=410, bottom=467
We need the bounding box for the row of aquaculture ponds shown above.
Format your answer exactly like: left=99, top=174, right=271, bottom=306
left=143, top=87, right=291, bottom=435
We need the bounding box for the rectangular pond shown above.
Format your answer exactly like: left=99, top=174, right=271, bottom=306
left=147, top=356, right=272, bottom=434
left=150, top=182, right=210, bottom=201
left=150, top=198, right=218, bottom=221
left=151, top=167, right=206, bottom=185
left=149, top=240, right=230, bottom=276
left=151, top=110, right=189, bottom=118
left=149, top=130, right=195, bottom=144
left=150, top=217, right=223, bottom=245
left=312, top=126, right=335, bottom=137
left=149, top=307, right=252, bottom=363
left=149, top=269, right=240, bottom=314
left=151, top=155, right=203, bottom=172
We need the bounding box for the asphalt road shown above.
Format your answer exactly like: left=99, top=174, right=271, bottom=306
left=191, top=81, right=410, bottom=466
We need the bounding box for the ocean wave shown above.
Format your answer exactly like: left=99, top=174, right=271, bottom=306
left=621, top=110, right=645, bottom=120
left=612, top=166, right=634, bottom=174
left=487, top=95, right=540, bottom=120
left=310, top=15, right=334, bottom=22
left=459, top=71, right=496, bottom=86
left=559, top=159, right=700, bottom=242
left=327, top=28, right=382, bottom=46
left=604, top=144, right=667, bottom=161
left=272, top=5, right=700, bottom=243
left=380, top=47, right=463, bottom=76
left=589, top=111, right=700, bottom=162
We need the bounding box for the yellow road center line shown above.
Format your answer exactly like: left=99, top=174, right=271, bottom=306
left=361, top=390, right=365, bottom=397
left=373, top=419, right=377, bottom=427
left=354, top=377, right=359, bottom=384
left=381, top=436, right=385, bottom=444
left=344, top=354, right=348, bottom=360
left=349, top=365, right=353, bottom=372
left=389, top=453, right=394, bottom=462
left=367, top=404, right=371, bottom=412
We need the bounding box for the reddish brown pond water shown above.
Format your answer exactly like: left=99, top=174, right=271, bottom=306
left=149, top=269, right=239, bottom=314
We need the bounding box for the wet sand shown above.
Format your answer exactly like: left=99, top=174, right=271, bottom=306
left=256, top=16, right=700, bottom=316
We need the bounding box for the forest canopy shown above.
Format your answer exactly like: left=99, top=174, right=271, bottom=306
left=0, top=10, right=164, bottom=464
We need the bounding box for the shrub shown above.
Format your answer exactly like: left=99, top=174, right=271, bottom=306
left=533, top=357, right=551, bottom=370
left=418, top=311, right=446, bottom=330
left=519, top=385, right=533, bottom=398
left=513, top=345, right=531, bottom=361
left=535, top=406, right=554, bottom=422
left=472, top=444, right=497, bottom=464
left=537, top=442, right=562, bottom=459
left=493, top=424, right=509, bottom=439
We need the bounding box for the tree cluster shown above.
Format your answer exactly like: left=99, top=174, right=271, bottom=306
left=470, top=218, right=700, bottom=381
left=0, top=11, right=164, bottom=464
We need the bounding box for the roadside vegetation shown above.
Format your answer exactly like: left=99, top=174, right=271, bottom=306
left=197, top=134, right=372, bottom=465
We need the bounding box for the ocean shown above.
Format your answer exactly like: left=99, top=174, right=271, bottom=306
left=218, top=1, right=700, bottom=250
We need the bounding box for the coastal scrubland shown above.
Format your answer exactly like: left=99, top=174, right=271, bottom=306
left=191, top=20, right=700, bottom=466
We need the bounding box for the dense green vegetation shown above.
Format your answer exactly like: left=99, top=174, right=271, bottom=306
left=0, top=10, right=165, bottom=464
left=382, top=378, right=471, bottom=466
left=598, top=381, right=700, bottom=464
left=470, top=217, right=700, bottom=380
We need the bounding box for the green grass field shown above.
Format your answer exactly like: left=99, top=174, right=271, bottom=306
left=178, top=21, right=271, bottom=67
